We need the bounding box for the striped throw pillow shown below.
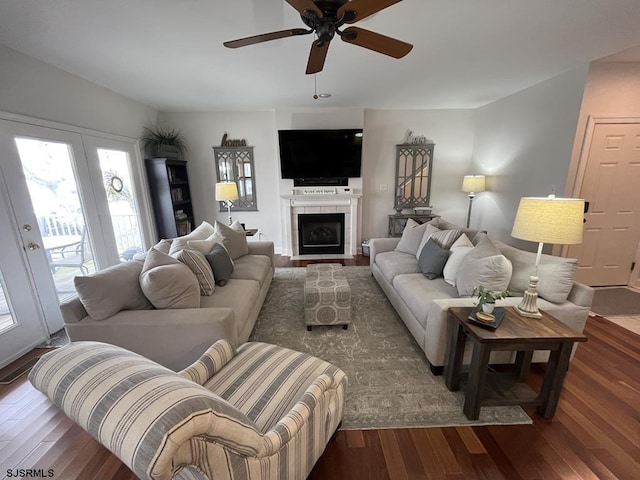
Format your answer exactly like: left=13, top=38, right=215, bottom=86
left=172, top=248, right=215, bottom=295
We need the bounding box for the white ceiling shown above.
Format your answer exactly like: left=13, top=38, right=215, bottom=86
left=1, top=0, right=640, bottom=112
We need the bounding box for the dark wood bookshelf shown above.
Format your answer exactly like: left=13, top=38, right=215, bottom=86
left=145, top=158, right=194, bottom=240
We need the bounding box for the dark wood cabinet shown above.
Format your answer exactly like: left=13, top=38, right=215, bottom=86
left=145, top=158, right=194, bottom=239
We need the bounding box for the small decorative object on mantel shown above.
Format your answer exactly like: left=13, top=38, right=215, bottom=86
left=220, top=133, right=247, bottom=147
left=473, top=285, right=510, bottom=314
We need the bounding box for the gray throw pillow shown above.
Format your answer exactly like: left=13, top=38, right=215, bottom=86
left=205, top=243, right=234, bottom=286
left=417, top=238, right=450, bottom=280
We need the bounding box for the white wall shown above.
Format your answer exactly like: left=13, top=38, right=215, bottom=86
left=471, top=66, right=589, bottom=249
left=362, top=109, right=476, bottom=238
left=0, top=45, right=156, bottom=138
left=158, top=111, right=283, bottom=246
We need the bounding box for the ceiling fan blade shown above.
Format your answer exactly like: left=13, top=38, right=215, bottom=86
left=340, top=26, right=412, bottom=58
left=306, top=41, right=330, bottom=74
left=337, top=0, right=402, bottom=24
left=224, top=28, right=311, bottom=48
left=285, top=0, right=323, bottom=18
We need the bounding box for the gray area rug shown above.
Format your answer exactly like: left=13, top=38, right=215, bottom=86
left=591, top=287, right=640, bottom=316
left=250, top=266, right=532, bottom=430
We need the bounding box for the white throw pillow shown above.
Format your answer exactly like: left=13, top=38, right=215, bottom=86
left=187, top=233, right=226, bottom=255
left=140, top=248, right=200, bottom=309
left=395, top=219, right=429, bottom=256
left=456, top=235, right=512, bottom=297
left=214, top=220, right=249, bottom=260
left=443, top=233, right=474, bottom=286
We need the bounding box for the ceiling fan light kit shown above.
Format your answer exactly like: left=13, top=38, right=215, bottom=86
left=224, top=0, right=413, bottom=74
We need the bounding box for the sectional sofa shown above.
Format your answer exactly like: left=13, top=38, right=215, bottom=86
left=369, top=218, right=594, bottom=373
left=61, top=221, right=274, bottom=370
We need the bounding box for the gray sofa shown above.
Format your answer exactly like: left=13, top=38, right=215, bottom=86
left=369, top=219, right=594, bottom=373
left=61, top=237, right=274, bottom=371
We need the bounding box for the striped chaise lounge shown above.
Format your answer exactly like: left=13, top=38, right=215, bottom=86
left=29, top=339, right=347, bottom=480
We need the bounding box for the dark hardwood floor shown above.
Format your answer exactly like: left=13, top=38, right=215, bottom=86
left=1, top=255, right=638, bottom=479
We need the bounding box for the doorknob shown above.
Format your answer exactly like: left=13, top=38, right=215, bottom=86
left=28, top=242, right=41, bottom=250
left=23, top=224, right=32, bottom=232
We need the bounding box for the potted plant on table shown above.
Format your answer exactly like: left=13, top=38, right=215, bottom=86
left=473, top=285, right=510, bottom=314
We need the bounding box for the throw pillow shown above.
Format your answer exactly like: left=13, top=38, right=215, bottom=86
left=172, top=248, right=215, bottom=295
left=492, top=239, right=578, bottom=304
left=183, top=221, right=215, bottom=240
left=456, top=236, right=512, bottom=297
left=416, top=224, right=463, bottom=259
left=395, top=218, right=429, bottom=256
left=74, top=261, right=152, bottom=320
left=214, top=220, right=249, bottom=260
left=417, top=238, right=450, bottom=279
left=205, top=243, right=235, bottom=286
left=140, top=248, right=200, bottom=309
left=443, top=233, right=474, bottom=286
left=187, top=233, right=226, bottom=256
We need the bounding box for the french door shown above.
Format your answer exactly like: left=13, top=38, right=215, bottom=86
left=0, top=118, right=150, bottom=367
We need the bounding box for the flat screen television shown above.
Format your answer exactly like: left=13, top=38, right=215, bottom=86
left=278, top=129, right=363, bottom=181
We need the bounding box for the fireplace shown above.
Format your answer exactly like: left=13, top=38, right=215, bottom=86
left=297, top=213, right=345, bottom=255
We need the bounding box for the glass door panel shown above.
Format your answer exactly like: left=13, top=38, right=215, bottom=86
left=0, top=276, right=15, bottom=334
left=14, top=137, right=96, bottom=300
left=97, top=148, right=145, bottom=260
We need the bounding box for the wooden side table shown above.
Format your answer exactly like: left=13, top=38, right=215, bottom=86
left=445, top=307, right=587, bottom=420
left=387, top=213, right=439, bottom=237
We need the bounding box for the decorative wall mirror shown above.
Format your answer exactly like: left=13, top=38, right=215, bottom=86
left=213, top=146, right=257, bottom=211
left=394, top=143, right=434, bottom=211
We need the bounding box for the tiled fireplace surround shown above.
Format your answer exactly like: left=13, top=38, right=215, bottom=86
left=280, top=190, right=363, bottom=258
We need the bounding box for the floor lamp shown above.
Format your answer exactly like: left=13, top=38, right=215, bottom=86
left=462, top=175, right=486, bottom=228
left=215, top=182, right=239, bottom=225
left=511, top=195, right=584, bottom=318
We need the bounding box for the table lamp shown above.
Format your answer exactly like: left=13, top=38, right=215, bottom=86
left=215, top=181, right=239, bottom=225
left=462, top=175, right=486, bottom=228
left=511, top=195, right=584, bottom=318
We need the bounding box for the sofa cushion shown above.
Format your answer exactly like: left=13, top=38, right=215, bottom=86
left=140, top=248, right=200, bottom=309
left=416, top=224, right=462, bottom=259
left=230, top=254, right=272, bottom=284
left=456, top=236, right=512, bottom=297
left=172, top=248, right=215, bottom=295
left=214, top=221, right=249, bottom=260
left=493, top=239, right=578, bottom=304
left=393, top=274, right=459, bottom=328
left=395, top=218, right=429, bottom=256
left=74, top=261, right=152, bottom=321
left=200, top=279, right=260, bottom=337
left=188, top=233, right=226, bottom=256
left=205, top=243, right=235, bottom=286
left=376, top=250, right=420, bottom=283
left=417, top=238, right=450, bottom=279
left=443, top=233, right=474, bottom=286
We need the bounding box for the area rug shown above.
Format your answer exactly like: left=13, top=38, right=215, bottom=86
left=250, top=266, right=532, bottom=430
left=591, top=287, right=640, bottom=316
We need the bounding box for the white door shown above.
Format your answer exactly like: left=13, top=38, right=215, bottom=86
left=568, top=122, right=640, bottom=286
left=0, top=184, right=48, bottom=367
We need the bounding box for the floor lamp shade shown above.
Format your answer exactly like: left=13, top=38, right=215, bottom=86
left=462, top=175, right=486, bottom=228
left=511, top=195, right=584, bottom=318
left=215, top=182, right=239, bottom=225
left=462, top=175, right=486, bottom=194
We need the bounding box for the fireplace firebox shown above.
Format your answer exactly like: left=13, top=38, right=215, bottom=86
left=297, top=213, right=345, bottom=255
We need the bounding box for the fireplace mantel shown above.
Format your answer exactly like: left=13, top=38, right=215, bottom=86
left=280, top=191, right=363, bottom=258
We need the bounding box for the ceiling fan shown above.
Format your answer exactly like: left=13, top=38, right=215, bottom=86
left=223, top=0, right=413, bottom=74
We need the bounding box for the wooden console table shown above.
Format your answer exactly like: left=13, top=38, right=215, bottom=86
left=445, top=306, right=587, bottom=420
left=388, top=213, right=439, bottom=237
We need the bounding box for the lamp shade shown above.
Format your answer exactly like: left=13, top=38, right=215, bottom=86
left=215, top=182, right=238, bottom=202
left=462, top=175, right=486, bottom=193
left=511, top=195, right=584, bottom=245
